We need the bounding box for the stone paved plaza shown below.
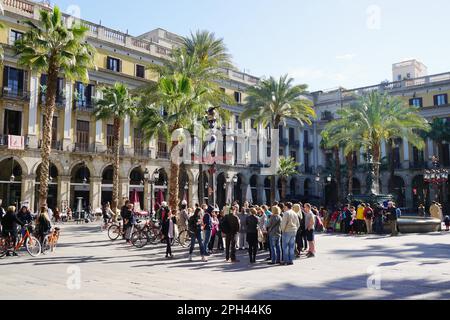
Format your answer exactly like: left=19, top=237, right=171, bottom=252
left=1, top=223, right=449, bottom=300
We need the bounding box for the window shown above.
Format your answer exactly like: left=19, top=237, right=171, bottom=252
left=434, top=94, right=448, bottom=106
left=235, top=115, right=242, bottom=130
left=397, top=75, right=402, bottom=81
left=234, top=91, right=242, bottom=103
left=76, top=120, right=90, bottom=150
left=40, top=75, right=65, bottom=103
left=106, top=125, right=114, bottom=150
left=74, top=82, right=94, bottom=108
left=409, top=98, right=423, bottom=108
left=3, top=66, right=27, bottom=96
left=289, top=128, right=295, bottom=141
left=9, top=30, right=23, bottom=45
left=134, top=128, right=144, bottom=154
left=136, top=64, right=145, bottom=78
left=106, top=57, right=121, bottom=72
left=304, top=130, right=309, bottom=144
left=3, top=109, right=22, bottom=136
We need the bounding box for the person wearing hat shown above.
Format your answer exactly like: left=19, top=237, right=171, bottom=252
left=203, top=206, right=213, bottom=255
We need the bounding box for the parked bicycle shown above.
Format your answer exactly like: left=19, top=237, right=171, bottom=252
left=0, top=224, right=41, bottom=258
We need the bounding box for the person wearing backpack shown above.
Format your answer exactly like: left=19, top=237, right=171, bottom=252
left=188, top=208, right=207, bottom=262
left=386, top=202, right=399, bottom=236
left=364, top=204, right=374, bottom=234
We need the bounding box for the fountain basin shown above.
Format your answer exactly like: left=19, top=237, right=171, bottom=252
left=384, top=217, right=442, bottom=234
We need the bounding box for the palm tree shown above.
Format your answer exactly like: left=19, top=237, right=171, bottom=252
left=323, top=123, right=361, bottom=198
left=139, top=31, right=233, bottom=212
left=241, top=75, right=316, bottom=204
left=277, top=157, right=299, bottom=201
left=324, top=91, right=430, bottom=194
left=320, top=130, right=341, bottom=201
left=14, top=6, right=95, bottom=207
left=139, top=74, right=204, bottom=211
left=94, top=83, right=137, bottom=213
left=427, top=118, right=450, bottom=162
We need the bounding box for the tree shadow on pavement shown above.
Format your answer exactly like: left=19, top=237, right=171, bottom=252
left=246, top=275, right=450, bottom=300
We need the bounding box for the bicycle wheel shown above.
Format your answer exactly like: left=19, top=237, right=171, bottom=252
left=131, top=231, right=149, bottom=249
left=148, top=228, right=160, bottom=245
left=178, top=230, right=191, bottom=248
left=25, top=236, right=42, bottom=257
left=0, top=238, right=8, bottom=258
left=108, top=224, right=121, bottom=241
left=41, top=237, right=50, bottom=255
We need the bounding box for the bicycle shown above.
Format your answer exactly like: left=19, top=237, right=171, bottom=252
left=108, top=222, right=124, bottom=241
left=41, top=228, right=61, bottom=254
left=0, top=224, right=42, bottom=258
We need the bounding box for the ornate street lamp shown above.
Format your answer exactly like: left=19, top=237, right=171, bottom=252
left=424, top=156, right=449, bottom=203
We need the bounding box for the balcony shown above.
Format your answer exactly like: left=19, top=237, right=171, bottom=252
left=303, top=141, right=314, bottom=150
left=40, top=94, right=66, bottom=108
left=74, top=100, right=95, bottom=112
left=290, top=140, right=300, bottom=148
left=134, top=148, right=151, bottom=158
left=73, top=143, right=96, bottom=153
left=0, top=135, right=30, bottom=149
left=304, top=166, right=314, bottom=174
left=38, top=140, right=62, bottom=151
left=279, top=138, right=289, bottom=146
left=2, top=87, right=30, bottom=101
left=409, top=161, right=429, bottom=170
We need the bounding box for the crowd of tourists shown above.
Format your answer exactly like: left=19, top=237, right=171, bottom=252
left=104, top=197, right=450, bottom=264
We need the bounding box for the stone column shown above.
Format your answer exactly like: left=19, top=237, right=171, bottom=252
left=90, top=176, right=102, bottom=210
left=59, top=175, right=71, bottom=209
left=427, top=138, right=435, bottom=166
left=119, top=177, right=130, bottom=205
left=190, top=169, right=200, bottom=206
left=123, top=116, right=132, bottom=156
left=299, top=128, right=305, bottom=171
left=63, top=81, right=74, bottom=152
left=21, top=175, right=35, bottom=212
left=381, top=140, right=387, bottom=159
left=404, top=176, right=413, bottom=209
left=284, top=127, right=290, bottom=158
left=27, top=73, right=39, bottom=149
left=403, top=138, right=410, bottom=169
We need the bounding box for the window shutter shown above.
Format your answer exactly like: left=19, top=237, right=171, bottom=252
left=433, top=95, right=438, bottom=106
left=3, top=66, right=9, bottom=89
left=445, top=94, right=448, bottom=105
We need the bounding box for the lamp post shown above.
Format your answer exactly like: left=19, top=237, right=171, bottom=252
left=424, top=156, right=449, bottom=204
left=184, top=181, right=189, bottom=205
left=148, top=169, right=160, bottom=215
left=232, top=175, right=238, bottom=203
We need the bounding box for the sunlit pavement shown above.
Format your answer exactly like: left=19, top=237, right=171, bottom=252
left=1, top=223, right=449, bottom=300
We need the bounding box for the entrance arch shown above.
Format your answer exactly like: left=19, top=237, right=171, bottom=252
left=70, top=162, right=91, bottom=211
left=216, top=172, right=227, bottom=209
left=352, top=178, right=361, bottom=195
left=250, top=175, right=258, bottom=204
left=129, top=167, right=144, bottom=210
left=0, top=157, right=24, bottom=208
left=101, top=165, right=113, bottom=206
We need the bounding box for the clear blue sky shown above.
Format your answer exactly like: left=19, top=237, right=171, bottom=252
left=52, top=0, right=450, bottom=91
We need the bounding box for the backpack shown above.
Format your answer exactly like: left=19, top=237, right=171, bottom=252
left=188, top=215, right=197, bottom=235
left=220, top=216, right=231, bottom=234
left=396, top=208, right=402, bottom=218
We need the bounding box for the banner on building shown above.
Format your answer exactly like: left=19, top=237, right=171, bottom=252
left=8, top=135, right=25, bottom=150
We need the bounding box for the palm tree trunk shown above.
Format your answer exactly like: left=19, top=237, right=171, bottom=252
left=270, top=120, right=281, bottom=204
left=112, top=117, right=121, bottom=214
left=169, top=141, right=180, bottom=212
left=281, top=177, right=286, bottom=201
left=346, top=153, right=353, bottom=196
left=39, top=59, right=58, bottom=208
left=334, top=147, right=341, bottom=202
left=373, top=142, right=381, bottom=194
